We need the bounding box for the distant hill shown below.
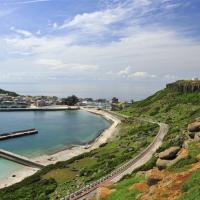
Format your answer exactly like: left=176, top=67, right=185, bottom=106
left=0, top=88, right=19, bottom=97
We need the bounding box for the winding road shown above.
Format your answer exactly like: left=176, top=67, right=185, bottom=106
left=62, top=112, right=169, bottom=200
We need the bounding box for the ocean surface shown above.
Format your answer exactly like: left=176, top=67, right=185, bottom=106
left=0, top=110, right=110, bottom=180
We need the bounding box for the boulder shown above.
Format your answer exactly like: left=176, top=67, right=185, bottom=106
left=188, top=121, right=200, bottom=132
left=194, top=132, right=200, bottom=140
left=146, top=168, right=165, bottom=186
left=156, top=148, right=188, bottom=170
left=159, top=146, right=181, bottom=160
left=156, top=158, right=171, bottom=170
left=188, top=131, right=195, bottom=139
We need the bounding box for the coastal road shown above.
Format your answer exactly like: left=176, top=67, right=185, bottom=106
left=62, top=114, right=169, bottom=200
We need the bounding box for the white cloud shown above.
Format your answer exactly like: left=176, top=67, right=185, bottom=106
left=35, top=58, right=98, bottom=71
left=118, top=66, right=131, bottom=76
left=129, top=71, right=156, bottom=78
left=8, top=0, right=51, bottom=5
left=118, top=67, right=156, bottom=79
left=52, top=22, right=58, bottom=29
left=2, top=27, right=200, bottom=82
left=10, top=27, right=33, bottom=37
left=60, top=7, right=126, bottom=34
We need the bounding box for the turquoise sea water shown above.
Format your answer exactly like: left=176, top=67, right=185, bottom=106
left=0, top=110, right=110, bottom=180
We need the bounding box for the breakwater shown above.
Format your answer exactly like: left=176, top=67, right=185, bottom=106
left=0, top=129, right=38, bottom=141
left=0, top=149, right=44, bottom=169
left=0, top=106, right=80, bottom=112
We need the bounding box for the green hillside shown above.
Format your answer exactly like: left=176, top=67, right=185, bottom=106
left=103, top=80, right=200, bottom=200
left=0, top=88, right=19, bottom=97
left=118, top=80, right=200, bottom=152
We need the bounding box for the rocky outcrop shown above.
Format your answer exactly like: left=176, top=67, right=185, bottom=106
left=156, top=159, right=171, bottom=170
left=159, top=146, right=181, bottom=160
left=167, top=80, right=200, bottom=93
left=156, top=147, right=188, bottom=169
left=146, top=168, right=165, bottom=186
left=188, top=120, right=200, bottom=140
left=188, top=121, right=200, bottom=132
left=194, top=132, right=200, bottom=140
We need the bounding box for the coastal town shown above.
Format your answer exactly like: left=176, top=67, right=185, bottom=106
left=0, top=90, right=133, bottom=110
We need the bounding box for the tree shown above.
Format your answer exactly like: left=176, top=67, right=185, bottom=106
left=62, top=95, right=79, bottom=106
left=112, top=97, right=119, bottom=104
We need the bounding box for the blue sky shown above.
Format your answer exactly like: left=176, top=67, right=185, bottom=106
left=0, top=0, right=200, bottom=99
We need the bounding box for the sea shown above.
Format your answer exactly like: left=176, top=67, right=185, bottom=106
left=0, top=110, right=110, bottom=180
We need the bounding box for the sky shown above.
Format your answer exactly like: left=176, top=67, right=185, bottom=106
left=0, top=0, right=200, bottom=100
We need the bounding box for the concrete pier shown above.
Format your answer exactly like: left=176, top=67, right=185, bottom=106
left=0, top=149, right=44, bottom=169
left=0, top=129, right=38, bottom=141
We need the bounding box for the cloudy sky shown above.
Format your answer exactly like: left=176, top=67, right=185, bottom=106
left=0, top=0, right=200, bottom=100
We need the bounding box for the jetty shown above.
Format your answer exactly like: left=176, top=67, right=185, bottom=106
left=0, top=106, right=80, bottom=112
left=0, top=149, right=44, bottom=169
left=0, top=129, right=38, bottom=141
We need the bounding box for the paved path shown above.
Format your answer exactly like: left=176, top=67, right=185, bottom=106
left=62, top=114, right=169, bottom=200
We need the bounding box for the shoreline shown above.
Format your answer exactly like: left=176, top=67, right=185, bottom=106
left=0, top=108, right=121, bottom=189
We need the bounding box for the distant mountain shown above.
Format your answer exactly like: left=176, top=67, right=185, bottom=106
left=0, top=88, right=19, bottom=97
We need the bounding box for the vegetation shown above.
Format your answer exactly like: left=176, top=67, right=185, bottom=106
left=0, top=88, right=19, bottom=97
left=101, top=80, right=200, bottom=200
left=61, top=95, right=79, bottom=106
left=103, top=174, right=145, bottom=200
left=180, top=170, right=200, bottom=200
left=117, top=81, right=200, bottom=152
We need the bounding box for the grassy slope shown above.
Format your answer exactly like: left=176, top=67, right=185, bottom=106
left=118, top=86, right=200, bottom=151
left=102, top=84, right=200, bottom=200
left=0, top=119, right=158, bottom=200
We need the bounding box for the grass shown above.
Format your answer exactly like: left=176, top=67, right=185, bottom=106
left=117, top=88, right=200, bottom=153
left=43, top=169, right=78, bottom=183
left=179, top=170, right=200, bottom=200
left=104, top=175, right=145, bottom=200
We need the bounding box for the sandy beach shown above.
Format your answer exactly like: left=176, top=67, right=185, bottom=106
left=0, top=108, right=121, bottom=189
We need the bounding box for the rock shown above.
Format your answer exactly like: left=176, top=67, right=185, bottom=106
left=156, top=158, right=171, bottom=170
left=157, top=148, right=188, bottom=169
left=188, top=131, right=195, bottom=139
left=159, top=146, right=181, bottom=160
left=128, top=147, right=134, bottom=152
left=194, top=132, right=200, bottom=140
left=146, top=168, right=165, bottom=186
left=196, top=154, right=200, bottom=161
left=188, top=121, right=200, bottom=132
